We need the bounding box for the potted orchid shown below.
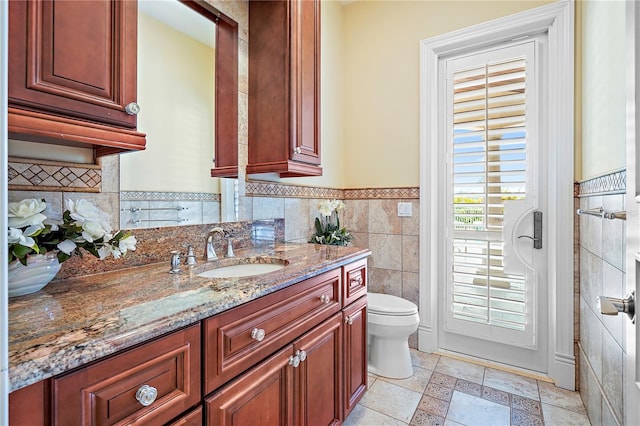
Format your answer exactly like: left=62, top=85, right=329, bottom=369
left=309, top=199, right=352, bottom=246
left=7, top=198, right=137, bottom=297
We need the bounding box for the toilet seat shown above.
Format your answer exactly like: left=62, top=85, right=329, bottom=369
left=367, top=292, right=418, bottom=316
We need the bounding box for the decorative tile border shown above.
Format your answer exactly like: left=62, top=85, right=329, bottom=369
left=576, top=169, right=626, bottom=197
left=120, top=191, right=221, bottom=202
left=344, top=187, right=420, bottom=200
left=246, top=180, right=343, bottom=199
left=8, top=156, right=101, bottom=192
left=246, top=180, right=420, bottom=200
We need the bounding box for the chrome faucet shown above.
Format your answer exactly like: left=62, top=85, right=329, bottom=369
left=205, top=227, right=225, bottom=261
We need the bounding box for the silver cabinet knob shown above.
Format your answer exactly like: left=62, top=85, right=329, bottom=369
left=296, top=349, right=307, bottom=362
left=345, top=316, right=354, bottom=325
left=350, top=276, right=363, bottom=285
left=135, top=384, right=158, bottom=407
left=294, top=146, right=302, bottom=154
left=289, top=354, right=300, bottom=368
left=125, top=102, right=141, bottom=115
left=597, top=291, right=635, bottom=323
left=319, top=294, right=331, bottom=304
left=251, top=328, right=266, bottom=342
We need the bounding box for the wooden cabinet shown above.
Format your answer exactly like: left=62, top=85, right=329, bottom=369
left=8, top=0, right=146, bottom=156
left=247, top=0, right=322, bottom=177
left=8, top=258, right=368, bottom=425
left=203, top=268, right=340, bottom=394
left=342, top=296, right=368, bottom=420
left=52, top=324, right=201, bottom=426
left=206, top=313, right=342, bottom=426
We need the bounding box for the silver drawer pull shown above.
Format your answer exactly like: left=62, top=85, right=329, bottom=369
left=296, top=349, right=307, bottom=362
left=135, top=384, right=158, bottom=407
left=350, top=276, right=363, bottom=285
left=125, top=102, right=141, bottom=115
left=345, top=316, right=354, bottom=325
left=289, top=354, right=301, bottom=368
left=251, top=328, right=266, bottom=342
left=319, top=294, right=331, bottom=304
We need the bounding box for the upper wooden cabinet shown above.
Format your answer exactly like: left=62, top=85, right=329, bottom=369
left=8, top=0, right=146, bottom=156
left=247, top=0, right=322, bottom=177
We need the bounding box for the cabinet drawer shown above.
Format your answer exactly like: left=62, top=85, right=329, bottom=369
left=204, top=269, right=341, bottom=394
left=53, top=324, right=201, bottom=426
left=342, top=259, right=367, bottom=307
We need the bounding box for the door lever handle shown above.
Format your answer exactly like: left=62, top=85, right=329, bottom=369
left=517, top=211, right=542, bottom=249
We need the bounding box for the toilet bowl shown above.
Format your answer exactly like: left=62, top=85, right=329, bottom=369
left=367, top=292, right=420, bottom=379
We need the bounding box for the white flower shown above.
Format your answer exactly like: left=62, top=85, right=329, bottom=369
left=57, top=239, right=77, bottom=255
left=66, top=199, right=104, bottom=224
left=334, top=200, right=346, bottom=212
left=317, top=200, right=334, bottom=217
left=97, top=244, right=112, bottom=260
left=8, top=228, right=36, bottom=248
left=118, top=235, right=137, bottom=254
left=81, top=221, right=108, bottom=243
left=8, top=199, right=47, bottom=228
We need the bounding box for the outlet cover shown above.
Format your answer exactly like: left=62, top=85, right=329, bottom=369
left=397, top=202, right=412, bottom=217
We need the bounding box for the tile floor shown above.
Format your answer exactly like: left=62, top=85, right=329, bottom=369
left=344, top=350, right=591, bottom=426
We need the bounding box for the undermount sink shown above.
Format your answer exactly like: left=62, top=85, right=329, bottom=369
left=197, top=262, right=285, bottom=279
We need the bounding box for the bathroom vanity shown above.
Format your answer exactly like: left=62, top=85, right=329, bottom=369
left=8, top=243, right=369, bottom=425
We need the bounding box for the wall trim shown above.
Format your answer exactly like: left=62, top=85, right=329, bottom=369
left=246, top=179, right=419, bottom=200
left=576, top=168, right=626, bottom=197
left=8, top=156, right=101, bottom=192
left=120, top=191, right=221, bottom=202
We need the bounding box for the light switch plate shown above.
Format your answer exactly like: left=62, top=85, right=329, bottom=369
left=397, top=202, right=412, bottom=217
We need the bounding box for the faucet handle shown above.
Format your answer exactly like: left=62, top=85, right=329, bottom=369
left=226, top=237, right=235, bottom=258
left=169, top=250, right=181, bottom=274
left=184, top=244, right=197, bottom=265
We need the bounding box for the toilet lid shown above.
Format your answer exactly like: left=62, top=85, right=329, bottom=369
left=367, top=292, right=418, bottom=316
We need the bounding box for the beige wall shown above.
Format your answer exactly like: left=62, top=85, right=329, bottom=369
left=579, top=0, right=626, bottom=181
left=338, top=0, right=557, bottom=188
left=120, top=11, right=220, bottom=194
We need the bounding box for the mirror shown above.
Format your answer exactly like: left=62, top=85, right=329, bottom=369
left=120, top=0, right=237, bottom=228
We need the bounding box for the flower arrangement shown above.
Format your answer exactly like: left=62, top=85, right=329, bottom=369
left=8, top=198, right=137, bottom=266
left=309, top=199, right=352, bottom=246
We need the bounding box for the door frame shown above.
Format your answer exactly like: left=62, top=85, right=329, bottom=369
left=419, top=1, right=575, bottom=389
left=624, top=0, right=639, bottom=424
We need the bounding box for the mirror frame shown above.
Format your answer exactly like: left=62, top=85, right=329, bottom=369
left=180, top=0, right=239, bottom=179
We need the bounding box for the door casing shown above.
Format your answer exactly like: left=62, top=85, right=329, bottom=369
left=419, top=1, right=575, bottom=389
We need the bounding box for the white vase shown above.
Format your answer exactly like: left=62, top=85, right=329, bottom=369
left=8, top=253, right=62, bottom=298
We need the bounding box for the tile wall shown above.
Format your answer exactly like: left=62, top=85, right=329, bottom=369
left=576, top=169, right=627, bottom=426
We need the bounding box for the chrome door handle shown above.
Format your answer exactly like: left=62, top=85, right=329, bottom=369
left=517, top=210, right=542, bottom=249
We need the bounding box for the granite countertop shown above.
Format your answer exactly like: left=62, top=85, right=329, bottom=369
left=8, top=242, right=371, bottom=392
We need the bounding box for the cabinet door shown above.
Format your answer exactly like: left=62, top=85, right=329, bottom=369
left=289, top=0, right=321, bottom=169
left=9, top=0, right=138, bottom=128
left=9, top=380, right=49, bottom=426
left=342, top=296, right=368, bottom=420
left=294, top=313, right=342, bottom=426
left=205, top=345, right=295, bottom=426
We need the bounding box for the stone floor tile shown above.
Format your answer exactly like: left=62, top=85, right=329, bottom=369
left=446, top=391, right=511, bottom=426
left=425, top=382, right=454, bottom=402
left=482, top=386, right=511, bottom=406
left=435, top=356, right=485, bottom=384
left=542, top=402, right=592, bottom=425
left=512, top=408, right=545, bottom=426
left=512, top=394, right=543, bottom=416
left=359, top=379, right=422, bottom=423
left=380, top=365, right=434, bottom=393
left=538, top=381, right=588, bottom=415
left=411, top=409, right=446, bottom=426
left=455, top=379, right=482, bottom=397
left=411, top=349, right=440, bottom=371
left=343, top=404, right=408, bottom=426
left=429, top=372, right=458, bottom=389
left=483, top=367, right=540, bottom=400
left=418, top=395, right=449, bottom=417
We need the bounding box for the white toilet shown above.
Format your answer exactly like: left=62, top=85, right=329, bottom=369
left=367, top=292, right=420, bottom=379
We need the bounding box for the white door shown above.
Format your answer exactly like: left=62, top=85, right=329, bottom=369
left=438, top=38, right=549, bottom=372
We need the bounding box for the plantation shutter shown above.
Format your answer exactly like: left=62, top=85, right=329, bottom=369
left=447, top=47, right=532, bottom=337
